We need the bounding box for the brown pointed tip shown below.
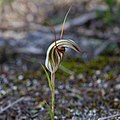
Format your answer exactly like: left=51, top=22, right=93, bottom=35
left=76, top=46, right=81, bottom=53
left=78, top=47, right=81, bottom=52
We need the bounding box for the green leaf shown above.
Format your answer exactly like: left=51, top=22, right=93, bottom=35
left=41, top=64, right=53, bottom=92
left=36, top=101, right=46, bottom=108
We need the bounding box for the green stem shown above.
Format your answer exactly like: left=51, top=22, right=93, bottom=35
left=51, top=72, right=55, bottom=119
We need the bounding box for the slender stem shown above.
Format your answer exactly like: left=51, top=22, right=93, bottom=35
left=51, top=72, right=55, bottom=119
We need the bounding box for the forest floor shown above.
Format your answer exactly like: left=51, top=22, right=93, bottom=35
left=0, top=49, right=120, bottom=120
left=0, top=0, right=120, bottom=120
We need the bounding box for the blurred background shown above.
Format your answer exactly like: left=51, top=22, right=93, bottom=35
left=0, top=0, right=120, bottom=58
left=0, top=0, right=120, bottom=119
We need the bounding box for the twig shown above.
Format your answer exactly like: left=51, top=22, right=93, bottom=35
left=98, top=114, right=120, bottom=120
left=0, top=97, right=24, bottom=114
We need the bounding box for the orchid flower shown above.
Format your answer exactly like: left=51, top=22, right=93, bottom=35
left=45, top=6, right=80, bottom=73
left=45, top=39, right=80, bottom=73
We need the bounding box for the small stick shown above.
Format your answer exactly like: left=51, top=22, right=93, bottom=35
left=98, top=114, right=120, bottom=120
left=0, top=97, right=24, bottom=114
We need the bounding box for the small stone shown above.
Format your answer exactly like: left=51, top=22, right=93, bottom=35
left=3, top=78, right=9, bottom=84
left=115, top=84, right=120, bottom=90
left=54, top=116, right=58, bottom=120
left=26, top=80, right=31, bottom=87
left=61, top=116, right=66, bottom=119
left=77, top=74, right=84, bottom=79
left=73, top=110, right=81, bottom=116
left=0, top=90, right=6, bottom=95
left=103, top=83, right=108, bottom=88
left=70, top=75, right=74, bottom=80
left=113, top=27, right=120, bottom=34
left=88, top=110, right=93, bottom=117
left=93, top=109, right=96, bottom=114
left=33, top=79, right=39, bottom=86
left=18, top=75, right=24, bottom=80
left=72, top=116, right=78, bottom=120
left=12, top=86, right=17, bottom=90
left=89, top=82, right=93, bottom=87
left=58, top=84, right=64, bottom=89
left=97, top=79, right=101, bottom=84
left=96, top=70, right=101, bottom=75
left=41, top=107, right=45, bottom=111
left=114, top=98, right=119, bottom=102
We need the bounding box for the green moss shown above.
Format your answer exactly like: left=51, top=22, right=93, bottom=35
left=57, top=56, right=120, bottom=78
left=2, top=85, right=9, bottom=90
left=56, top=69, right=69, bottom=80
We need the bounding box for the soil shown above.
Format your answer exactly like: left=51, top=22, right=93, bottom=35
left=0, top=51, right=120, bottom=120
left=0, top=0, right=120, bottom=120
